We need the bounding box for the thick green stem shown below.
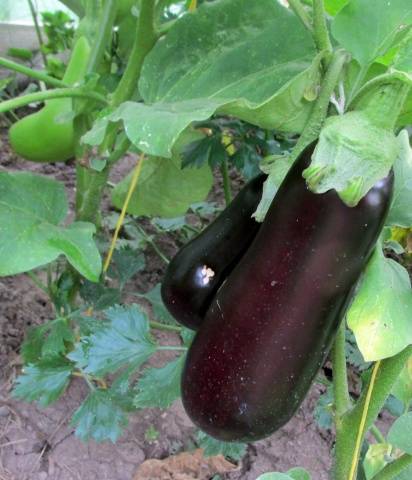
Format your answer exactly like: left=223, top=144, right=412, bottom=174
left=312, top=0, right=333, bottom=66
left=86, top=0, right=117, bottom=74
left=75, top=166, right=110, bottom=224
left=0, top=87, right=107, bottom=114
left=289, top=49, right=347, bottom=162
left=0, top=57, right=68, bottom=88
left=288, top=0, right=313, bottom=32
left=332, top=322, right=351, bottom=424
left=27, top=0, right=47, bottom=66
left=220, top=158, right=232, bottom=206
left=333, top=346, right=412, bottom=480
left=372, top=454, right=412, bottom=480
left=100, top=0, right=158, bottom=153
left=111, top=0, right=157, bottom=106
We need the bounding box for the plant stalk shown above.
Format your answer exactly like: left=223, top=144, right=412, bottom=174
left=135, top=224, right=170, bottom=264
left=288, top=0, right=313, bottom=32
left=332, top=321, right=351, bottom=424
left=333, top=346, right=412, bottom=480
left=312, top=0, right=333, bottom=66
left=288, top=49, right=347, bottom=163
left=0, top=87, right=107, bottom=114
left=0, top=57, right=68, bottom=88
left=27, top=0, right=48, bottom=66
left=86, top=0, right=117, bottom=74
left=149, top=321, right=181, bottom=333
left=100, top=0, right=158, bottom=153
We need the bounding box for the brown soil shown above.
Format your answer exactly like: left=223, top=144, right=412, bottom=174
left=1, top=128, right=334, bottom=480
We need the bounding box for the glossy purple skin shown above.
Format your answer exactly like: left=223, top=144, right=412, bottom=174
left=161, top=174, right=265, bottom=330
left=182, top=144, right=393, bottom=442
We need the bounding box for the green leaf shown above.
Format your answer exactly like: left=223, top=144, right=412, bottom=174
left=21, top=324, right=48, bottom=363
left=112, top=152, right=213, bottom=218
left=394, top=464, right=412, bottom=480
left=84, top=0, right=319, bottom=158
left=152, top=216, right=187, bottom=232
left=394, top=34, right=412, bottom=73
left=13, top=358, right=73, bottom=407
left=392, top=355, right=412, bottom=408
left=287, top=468, right=312, bottom=480
left=363, top=443, right=390, bottom=480
left=331, top=0, right=412, bottom=66
left=107, top=246, right=145, bottom=286
left=302, top=112, right=398, bottom=207
left=324, top=0, right=348, bottom=16
left=134, top=355, right=185, bottom=409
left=139, top=283, right=176, bottom=324
left=387, top=413, right=412, bottom=454
left=196, top=431, right=247, bottom=460
left=314, top=386, right=334, bottom=430
left=181, top=327, right=195, bottom=346
left=71, top=389, right=128, bottom=443
left=386, top=130, right=412, bottom=228
left=41, top=319, right=75, bottom=357
left=347, top=248, right=412, bottom=361
left=0, top=172, right=101, bottom=281
left=253, top=155, right=293, bottom=222
left=82, top=304, right=157, bottom=376
left=80, top=280, right=121, bottom=310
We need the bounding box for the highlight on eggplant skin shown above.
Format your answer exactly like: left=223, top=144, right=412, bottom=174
left=161, top=173, right=266, bottom=330
left=181, top=143, right=394, bottom=442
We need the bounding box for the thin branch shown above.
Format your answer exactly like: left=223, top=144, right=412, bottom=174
left=0, top=87, right=108, bottom=114
left=288, top=0, right=313, bottom=32
left=0, top=57, right=68, bottom=88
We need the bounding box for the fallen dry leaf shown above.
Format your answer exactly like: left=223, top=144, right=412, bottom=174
left=133, top=448, right=237, bottom=480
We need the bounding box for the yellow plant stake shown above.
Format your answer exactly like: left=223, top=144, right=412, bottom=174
left=348, top=360, right=381, bottom=480
left=103, top=154, right=145, bottom=273
left=188, top=0, right=197, bottom=12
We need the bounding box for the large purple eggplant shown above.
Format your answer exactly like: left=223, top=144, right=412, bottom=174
left=181, top=143, right=393, bottom=442
left=161, top=174, right=265, bottom=330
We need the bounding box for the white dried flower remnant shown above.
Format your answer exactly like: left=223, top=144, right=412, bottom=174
left=200, top=265, right=215, bottom=285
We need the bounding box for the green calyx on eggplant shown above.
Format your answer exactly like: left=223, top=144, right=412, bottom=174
left=181, top=142, right=393, bottom=442
left=161, top=173, right=266, bottom=330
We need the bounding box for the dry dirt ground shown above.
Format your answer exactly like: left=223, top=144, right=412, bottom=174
left=1, top=128, right=334, bottom=480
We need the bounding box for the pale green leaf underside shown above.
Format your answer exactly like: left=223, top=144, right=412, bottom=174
left=347, top=248, right=412, bottom=361
left=332, top=0, right=412, bottom=66
left=0, top=172, right=101, bottom=281
left=112, top=145, right=213, bottom=218
left=387, top=413, right=412, bottom=455
left=391, top=356, right=412, bottom=407
left=83, top=0, right=318, bottom=158
left=303, top=112, right=398, bottom=207
left=386, top=130, right=412, bottom=227
left=253, top=155, right=294, bottom=222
